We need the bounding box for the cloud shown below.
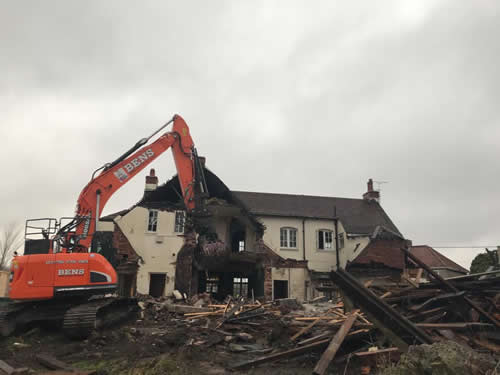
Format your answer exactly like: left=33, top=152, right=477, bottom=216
left=1, top=1, right=498, bottom=269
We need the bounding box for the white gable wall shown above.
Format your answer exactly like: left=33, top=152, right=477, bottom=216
left=114, top=207, right=183, bottom=296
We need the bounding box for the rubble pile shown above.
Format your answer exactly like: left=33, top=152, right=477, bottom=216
left=1, top=284, right=499, bottom=374
left=1, top=269, right=500, bottom=374
left=364, top=263, right=500, bottom=354
left=133, top=294, right=390, bottom=374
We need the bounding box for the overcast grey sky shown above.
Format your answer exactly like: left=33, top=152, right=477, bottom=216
left=1, top=1, right=499, bottom=269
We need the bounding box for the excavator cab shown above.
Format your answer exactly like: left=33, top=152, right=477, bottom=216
left=24, top=218, right=58, bottom=255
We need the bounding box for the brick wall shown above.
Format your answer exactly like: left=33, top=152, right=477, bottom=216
left=112, top=225, right=140, bottom=262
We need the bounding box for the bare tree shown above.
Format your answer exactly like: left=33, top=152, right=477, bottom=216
left=0, top=222, right=23, bottom=270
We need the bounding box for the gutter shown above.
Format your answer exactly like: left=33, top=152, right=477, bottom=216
left=335, top=218, right=339, bottom=269
left=302, top=218, right=306, bottom=261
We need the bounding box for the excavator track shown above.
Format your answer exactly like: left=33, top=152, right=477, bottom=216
left=63, top=297, right=138, bottom=339
left=0, top=297, right=137, bottom=339
left=0, top=300, right=21, bottom=337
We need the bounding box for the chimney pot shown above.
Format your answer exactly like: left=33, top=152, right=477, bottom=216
left=363, top=178, right=380, bottom=202
left=145, top=168, right=158, bottom=192
left=367, top=178, right=373, bottom=192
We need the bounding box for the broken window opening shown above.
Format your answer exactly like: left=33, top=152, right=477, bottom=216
left=147, top=210, right=158, bottom=232
left=174, top=211, right=185, bottom=233
left=206, top=275, right=219, bottom=294
left=230, top=219, right=246, bottom=253
left=280, top=227, right=297, bottom=248
left=318, top=230, right=333, bottom=250
left=233, top=277, right=248, bottom=297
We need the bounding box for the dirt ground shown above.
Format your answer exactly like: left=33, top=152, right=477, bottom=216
left=0, top=304, right=362, bottom=374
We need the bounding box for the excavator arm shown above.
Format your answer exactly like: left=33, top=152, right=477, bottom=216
left=55, top=114, right=207, bottom=252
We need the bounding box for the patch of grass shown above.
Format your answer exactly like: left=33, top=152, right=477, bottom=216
left=73, top=358, right=128, bottom=374
left=73, top=355, right=186, bottom=375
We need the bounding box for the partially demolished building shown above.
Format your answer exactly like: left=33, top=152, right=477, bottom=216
left=97, top=167, right=404, bottom=301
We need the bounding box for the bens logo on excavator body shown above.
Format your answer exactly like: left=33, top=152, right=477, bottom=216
left=114, top=148, right=154, bottom=182
left=58, top=269, right=85, bottom=276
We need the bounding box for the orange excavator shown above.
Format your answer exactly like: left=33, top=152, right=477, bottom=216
left=1, top=114, right=208, bottom=338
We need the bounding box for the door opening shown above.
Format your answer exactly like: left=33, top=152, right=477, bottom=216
left=273, top=280, right=288, bottom=299
left=149, top=273, right=166, bottom=297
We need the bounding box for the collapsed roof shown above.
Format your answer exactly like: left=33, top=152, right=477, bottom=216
left=137, top=167, right=265, bottom=234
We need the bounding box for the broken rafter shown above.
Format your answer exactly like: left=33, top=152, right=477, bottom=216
left=232, top=338, right=332, bottom=370
left=290, top=318, right=321, bottom=342
left=313, top=312, right=358, bottom=375
left=402, top=247, right=500, bottom=329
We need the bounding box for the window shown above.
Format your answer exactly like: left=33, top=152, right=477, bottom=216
left=339, top=233, right=345, bottom=249
left=147, top=210, right=158, bottom=232
left=239, top=240, right=245, bottom=252
left=233, top=277, right=248, bottom=297
left=318, top=230, right=333, bottom=250
left=174, top=211, right=185, bottom=233
left=280, top=227, right=297, bottom=248
left=206, top=275, right=219, bottom=294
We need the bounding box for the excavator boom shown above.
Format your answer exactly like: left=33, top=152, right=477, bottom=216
left=70, top=114, right=202, bottom=252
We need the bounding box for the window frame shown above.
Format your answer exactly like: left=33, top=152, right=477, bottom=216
left=280, top=227, right=298, bottom=249
left=338, top=232, right=345, bottom=250
left=233, top=277, right=249, bottom=297
left=147, top=209, right=158, bottom=232
left=174, top=210, right=186, bottom=233
left=317, top=229, right=334, bottom=250
left=206, top=275, right=219, bottom=294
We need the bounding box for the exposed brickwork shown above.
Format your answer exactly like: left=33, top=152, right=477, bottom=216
left=113, top=225, right=140, bottom=262
left=174, top=230, right=198, bottom=297
left=264, top=267, right=273, bottom=300
left=255, top=239, right=308, bottom=269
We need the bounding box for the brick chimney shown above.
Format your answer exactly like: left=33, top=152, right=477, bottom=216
left=145, top=168, right=158, bottom=192
left=363, top=178, right=380, bottom=202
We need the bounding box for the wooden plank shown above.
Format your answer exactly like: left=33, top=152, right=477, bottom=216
left=380, top=291, right=392, bottom=299
left=232, top=338, right=332, bottom=370
left=355, top=312, right=370, bottom=324
left=401, top=274, right=419, bottom=288
left=0, top=360, right=15, bottom=375
left=183, top=310, right=224, bottom=317
left=297, top=332, right=333, bottom=346
left=223, top=296, right=232, bottom=316
left=415, top=268, right=423, bottom=285
left=354, top=347, right=401, bottom=366
left=36, top=354, right=73, bottom=371
left=472, top=338, right=500, bottom=353
left=416, top=322, right=493, bottom=330
left=290, top=318, right=320, bottom=341
left=406, top=307, right=445, bottom=320
left=294, top=317, right=339, bottom=321
left=297, top=328, right=370, bottom=347
left=364, top=280, right=374, bottom=288
left=355, top=347, right=400, bottom=357
left=312, top=312, right=358, bottom=375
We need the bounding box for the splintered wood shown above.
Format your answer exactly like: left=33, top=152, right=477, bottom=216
left=313, top=312, right=358, bottom=375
